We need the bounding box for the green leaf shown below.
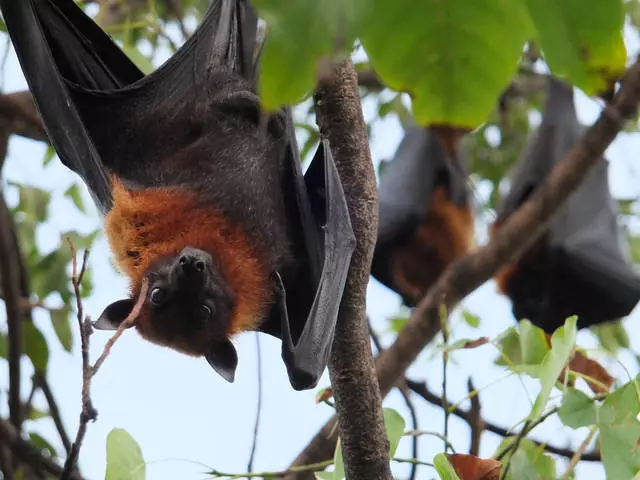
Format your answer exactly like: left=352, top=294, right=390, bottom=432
left=597, top=374, right=640, bottom=479
left=519, top=316, right=577, bottom=421
left=28, top=432, right=57, bottom=457
left=0, top=332, right=7, bottom=358
left=388, top=316, right=408, bottom=333
left=121, top=44, right=154, bottom=74
left=64, top=184, right=86, bottom=214
left=31, top=249, right=71, bottom=301
left=50, top=309, right=73, bottom=352
left=508, top=449, right=540, bottom=480
left=559, top=388, right=597, bottom=429
left=315, top=473, right=333, bottom=480
left=253, top=0, right=361, bottom=109
left=332, top=439, right=345, bottom=480
left=42, top=146, right=56, bottom=167
left=592, top=321, right=630, bottom=353
left=105, top=428, right=146, bottom=480
left=17, top=186, right=50, bottom=223
left=523, top=0, right=626, bottom=96
left=23, top=322, right=49, bottom=373
left=26, top=406, right=50, bottom=421
left=383, top=408, right=406, bottom=457
left=496, top=327, right=522, bottom=366
left=461, top=309, right=480, bottom=328
left=433, top=453, right=461, bottom=480
left=361, top=0, right=533, bottom=129
left=519, top=320, right=549, bottom=365
left=517, top=438, right=557, bottom=478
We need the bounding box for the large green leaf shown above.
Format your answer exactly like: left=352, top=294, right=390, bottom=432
left=383, top=408, right=406, bottom=457
left=253, top=0, right=361, bottom=110
left=105, top=428, right=146, bottom=480
left=433, top=453, right=461, bottom=480
left=361, top=0, right=533, bottom=129
left=524, top=0, right=626, bottom=95
left=597, top=375, right=640, bottom=479
left=50, top=309, right=73, bottom=353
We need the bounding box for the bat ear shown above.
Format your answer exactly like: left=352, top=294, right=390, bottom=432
left=93, top=299, right=136, bottom=330
left=205, top=340, right=238, bottom=383
left=219, top=90, right=261, bottom=125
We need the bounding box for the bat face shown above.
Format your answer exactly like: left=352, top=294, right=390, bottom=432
left=137, top=247, right=235, bottom=356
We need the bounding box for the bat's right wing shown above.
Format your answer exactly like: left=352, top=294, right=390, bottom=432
left=1, top=0, right=256, bottom=214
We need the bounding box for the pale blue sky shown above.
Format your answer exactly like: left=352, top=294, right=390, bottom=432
left=2, top=15, right=640, bottom=480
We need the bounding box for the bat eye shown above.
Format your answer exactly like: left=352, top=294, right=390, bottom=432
left=149, top=287, right=166, bottom=306
left=197, top=304, right=213, bottom=320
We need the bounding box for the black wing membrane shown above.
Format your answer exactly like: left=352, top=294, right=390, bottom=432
left=0, top=0, right=255, bottom=213
left=262, top=109, right=355, bottom=390
left=371, top=126, right=471, bottom=306
left=494, top=77, right=640, bottom=331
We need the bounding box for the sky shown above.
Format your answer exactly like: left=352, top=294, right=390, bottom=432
left=2, top=10, right=640, bottom=480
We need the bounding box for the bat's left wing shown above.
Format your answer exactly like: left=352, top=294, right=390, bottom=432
left=260, top=110, right=355, bottom=391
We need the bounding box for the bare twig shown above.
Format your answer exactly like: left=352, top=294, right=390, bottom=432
left=60, top=241, right=148, bottom=479
left=247, top=333, right=263, bottom=473
left=287, top=56, right=640, bottom=470
left=467, top=379, right=483, bottom=456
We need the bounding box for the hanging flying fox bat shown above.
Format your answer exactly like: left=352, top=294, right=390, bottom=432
left=492, top=77, right=640, bottom=333
left=1, top=0, right=356, bottom=390
left=371, top=126, right=474, bottom=306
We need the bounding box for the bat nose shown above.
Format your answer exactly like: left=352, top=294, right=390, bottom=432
left=179, top=254, right=206, bottom=274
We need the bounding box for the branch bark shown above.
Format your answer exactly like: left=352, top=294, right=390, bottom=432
left=311, top=59, right=391, bottom=480
left=0, top=131, right=23, bottom=433
left=0, top=92, right=47, bottom=144
left=288, top=57, right=640, bottom=472
left=0, top=419, right=82, bottom=479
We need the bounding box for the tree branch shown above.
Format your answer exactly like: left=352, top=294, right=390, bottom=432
left=0, top=419, right=82, bottom=479
left=0, top=134, right=23, bottom=432
left=311, top=59, right=391, bottom=480
left=288, top=56, right=640, bottom=470
left=0, top=92, right=47, bottom=143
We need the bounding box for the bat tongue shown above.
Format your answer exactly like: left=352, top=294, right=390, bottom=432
left=205, top=339, right=238, bottom=383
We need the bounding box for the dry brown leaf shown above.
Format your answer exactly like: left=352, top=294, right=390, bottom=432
left=446, top=453, right=502, bottom=480
left=462, top=337, right=489, bottom=349
left=315, top=387, right=334, bottom=404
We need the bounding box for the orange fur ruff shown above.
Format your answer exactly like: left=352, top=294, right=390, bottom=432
left=104, top=177, right=270, bottom=339
left=390, top=186, right=474, bottom=302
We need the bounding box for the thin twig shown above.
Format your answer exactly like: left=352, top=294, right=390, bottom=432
left=33, top=374, right=72, bottom=455
left=209, top=459, right=333, bottom=478
left=60, top=240, right=147, bottom=479
left=467, top=378, right=483, bottom=456
left=561, top=425, right=598, bottom=479
left=247, top=333, right=263, bottom=472
left=440, top=305, right=451, bottom=452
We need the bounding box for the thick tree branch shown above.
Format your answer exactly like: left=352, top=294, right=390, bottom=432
left=312, top=59, right=391, bottom=480
left=0, top=92, right=47, bottom=143
left=288, top=57, right=640, bottom=471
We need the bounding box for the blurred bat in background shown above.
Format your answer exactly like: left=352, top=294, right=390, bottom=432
left=371, top=126, right=474, bottom=306
left=492, top=76, right=640, bottom=332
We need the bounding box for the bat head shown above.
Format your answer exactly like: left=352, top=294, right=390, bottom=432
left=94, top=246, right=239, bottom=383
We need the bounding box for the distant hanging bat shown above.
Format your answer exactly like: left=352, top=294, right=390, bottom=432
left=1, top=0, right=355, bottom=390
left=492, top=77, right=640, bottom=332
left=371, top=126, right=474, bottom=306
